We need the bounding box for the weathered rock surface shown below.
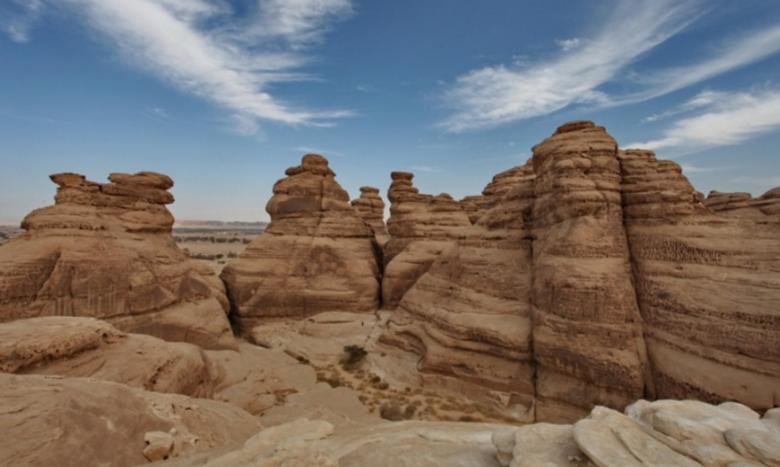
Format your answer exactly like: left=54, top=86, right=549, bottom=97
left=351, top=186, right=390, bottom=247
left=530, top=122, right=648, bottom=422
left=221, top=154, right=381, bottom=329
left=382, top=171, right=474, bottom=308
left=705, top=188, right=780, bottom=219
left=0, top=316, right=321, bottom=415
left=460, top=163, right=534, bottom=223
left=0, top=172, right=233, bottom=349
left=379, top=162, right=536, bottom=422
left=151, top=418, right=509, bottom=467
left=620, top=149, right=780, bottom=411
left=495, top=399, right=780, bottom=467
left=0, top=373, right=262, bottom=467
left=377, top=121, right=779, bottom=423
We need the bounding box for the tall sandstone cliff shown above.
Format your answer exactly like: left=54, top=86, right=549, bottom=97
left=376, top=121, right=780, bottom=422
left=221, top=154, right=381, bottom=330
left=0, top=172, right=234, bottom=349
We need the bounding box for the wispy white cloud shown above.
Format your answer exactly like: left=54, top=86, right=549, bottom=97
left=439, top=0, right=780, bottom=132
left=1, top=0, right=44, bottom=43
left=234, top=0, right=353, bottom=47
left=628, top=87, right=780, bottom=151
left=14, top=0, right=353, bottom=133
left=679, top=163, right=731, bottom=174
left=438, top=0, right=701, bottom=132
left=555, top=38, right=581, bottom=51
left=620, top=23, right=780, bottom=104
left=641, top=89, right=726, bottom=123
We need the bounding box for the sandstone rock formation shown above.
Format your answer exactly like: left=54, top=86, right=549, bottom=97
left=351, top=186, right=390, bottom=247
left=0, top=172, right=233, bottom=349
left=530, top=122, right=647, bottom=422
left=496, top=399, right=780, bottom=467
left=375, top=121, right=780, bottom=423
left=0, top=373, right=262, bottom=467
left=221, top=154, right=381, bottom=330
left=0, top=316, right=323, bottom=415
left=379, top=162, right=536, bottom=422
left=460, top=163, right=534, bottom=223
left=619, top=148, right=780, bottom=410
left=705, top=188, right=780, bottom=219
left=382, top=171, right=474, bottom=308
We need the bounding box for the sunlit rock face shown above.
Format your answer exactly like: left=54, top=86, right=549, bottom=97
left=529, top=122, right=648, bottom=422
left=221, top=154, right=381, bottom=330
left=704, top=188, right=780, bottom=219
left=619, top=148, right=780, bottom=411
left=0, top=171, right=234, bottom=350
left=377, top=121, right=780, bottom=423
left=381, top=171, right=474, bottom=309
left=351, top=186, right=390, bottom=247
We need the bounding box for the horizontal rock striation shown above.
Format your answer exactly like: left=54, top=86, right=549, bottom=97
left=380, top=165, right=536, bottom=422
left=530, top=122, right=647, bottom=422
left=620, top=149, right=780, bottom=411
left=705, top=188, right=780, bottom=219
left=351, top=186, right=390, bottom=247
left=378, top=121, right=779, bottom=422
left=221, top=154, right=381, bottom=329
left=0, top=172, right=233, bottom=349
left=382, top=171, right=474, bottom=308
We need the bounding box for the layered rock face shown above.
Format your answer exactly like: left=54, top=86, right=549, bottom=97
left=705, top=188, right=780, bottom=219
left=620, top=149, right=780, bottom=410
left=460, top=163, right=534, bottom=223
left=380, top=164, right=537, bottom=421
left=221, top=154, right=381, bottom=329
left=530, top=122, right=647, bottom=422
left=382, top=171, right=473, bottom=308
left=351, top=186, right=389, bottom=247
left=0, top=172, right=233, bottom=349
left=377, top=121, right=779, bottom=422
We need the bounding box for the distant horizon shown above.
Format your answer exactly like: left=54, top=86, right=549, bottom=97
left=2, top=1, right=780, bottom=222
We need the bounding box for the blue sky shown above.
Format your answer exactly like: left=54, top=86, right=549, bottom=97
left=1, top=0, right=780, bottom=222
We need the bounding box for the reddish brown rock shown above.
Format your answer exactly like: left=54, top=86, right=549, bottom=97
left=460, top=162, right=534, bottom=223
left=530, top=122, right=648, bottom=422
left=221, top=154, right=381, bottom=329
left=379, top=163, right=536, bottom=422
left=619, top=149, right=780, bottom=411
left=0, top=172, right=234, bottom=349
left=382, top=171, right=473, bottom=308
left=351, top=186, right=389, bottom=247
left=705, top=188, right=780, bottom=219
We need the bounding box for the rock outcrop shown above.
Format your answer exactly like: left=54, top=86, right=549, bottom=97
left=460, top=163, right=534, bottom=223
left=0, top=172, right=233, bottom=349
left=705, top=188, right=780, bottom=219
left=0, top=316, right=321, bottom=415
left=376, top=121, right=779, bottom=423
left=0, top=373, right=262, bottom=467
left=382, top=171, right=473, bottom=308
left=620, top=148, right=780, bottom=410
left=495, top=399, right=780, bottom=467
left=530, top=122, right=647, bottom=422
left=351, top=186, right=389, bottom=247
left=221, top=154, right=381, bottom=330
left=379, top=162, right=536, bottom=422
